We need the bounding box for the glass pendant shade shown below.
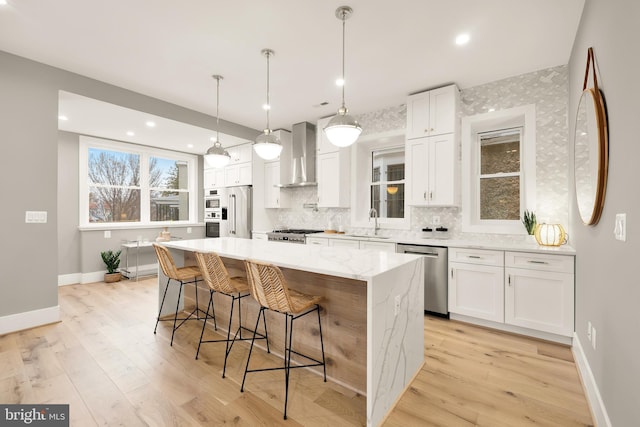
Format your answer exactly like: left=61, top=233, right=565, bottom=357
left=324, top=108, right=362, bottom=147
left=254, top=130, right=282, bottom=160
left=204, top=143, right=230, bottom=168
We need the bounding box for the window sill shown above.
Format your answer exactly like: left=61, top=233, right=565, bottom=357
left=78, top=222, right=204, bottom=231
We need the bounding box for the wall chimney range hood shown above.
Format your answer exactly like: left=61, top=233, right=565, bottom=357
left=277, top=121, right=317, bottom=187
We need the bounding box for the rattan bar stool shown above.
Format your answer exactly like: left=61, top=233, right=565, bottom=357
left=194, top=251, right=269, bottom=378
left=241, top=259, right=326, bottom=420
left=153, top=243, right=207, bottom=346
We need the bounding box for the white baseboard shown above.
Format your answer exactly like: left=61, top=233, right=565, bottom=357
left=572, top=333, right=612, bottom=427
left=0, top=305, right=60, bottom=335
left=60, top=263, right=159, bottom=286
left=58, top=273, right=82, bottom=286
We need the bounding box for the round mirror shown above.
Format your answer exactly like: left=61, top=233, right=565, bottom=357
left=574, top=88, right=608, bottom=225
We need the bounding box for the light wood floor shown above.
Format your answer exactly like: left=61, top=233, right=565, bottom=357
left=0, top=277, right=593, bottom=426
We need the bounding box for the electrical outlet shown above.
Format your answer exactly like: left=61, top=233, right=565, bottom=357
left=614, top=213, right=627, bottom=241
left=187, top=227, right=192, bottom=234
left=432, top=216, right=441, bottom=225
left=25, top=211, right=47, bottom=223
left=394, top=295, right=401, bottom=316
left=104, top=230, right=111, bottom=239
left=587, top=321, right=592, bottom=341
left=591, top=327, right=597, bottom=350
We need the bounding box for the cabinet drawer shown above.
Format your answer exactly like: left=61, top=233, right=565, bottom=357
left=306, top=237, right=329, bottom=246
left=329, top=239, right=360, bottom=249
left=505, top=252, right=574, bottom=274
left=449, top=247, right=504, bottom=266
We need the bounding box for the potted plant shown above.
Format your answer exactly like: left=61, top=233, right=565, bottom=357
left=101, top=249, right=122, bottom=283
left=521, top=210, right=537, bottom=238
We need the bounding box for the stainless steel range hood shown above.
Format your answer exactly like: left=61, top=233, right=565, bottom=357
left=277, top=121, right=317, bottom=187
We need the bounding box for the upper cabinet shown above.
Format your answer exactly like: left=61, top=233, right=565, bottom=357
left=316, top=116, right=338, bottom=155
left=225, top=162, right=252, bottom=186
left=406, top=84, right=460, bottom=206
left=227, top=143, right=253, bottom=164
left=204, top=168, right=225, bottom=189
left=317, top=149, right=350, bottom=208
left=264, top=160, right=290, bottom=208
left=406, top=85, right=458, bottom=139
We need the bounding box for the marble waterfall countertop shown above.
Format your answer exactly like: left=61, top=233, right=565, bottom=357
left=161, top=237, right=423, bottom=280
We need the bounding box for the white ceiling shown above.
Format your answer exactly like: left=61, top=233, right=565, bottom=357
left=0, top=0, right=585, bottom=154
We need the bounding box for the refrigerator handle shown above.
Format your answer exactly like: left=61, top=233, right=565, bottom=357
left=230, top=194, right=237, bottom=234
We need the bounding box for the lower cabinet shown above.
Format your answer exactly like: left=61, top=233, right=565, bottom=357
left=305, top=236, right=396, bottom=252
left=449, top=248, right=505, bottom=323
left=330, top=239, right=360, bottom=249
left=504, top=252, right=574, bottom=336
left=448, top=247, right=575, bottom=339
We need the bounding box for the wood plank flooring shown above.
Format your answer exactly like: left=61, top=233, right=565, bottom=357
left=0, top=277, right=593, bottom=426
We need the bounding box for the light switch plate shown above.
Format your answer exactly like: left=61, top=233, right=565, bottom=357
left=25, top=211, right=47, bottom=223
left=614, top=213, right=626, bottom=241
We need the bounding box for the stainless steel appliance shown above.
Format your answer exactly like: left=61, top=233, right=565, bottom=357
left=225, top=186, right=252, bottom=238
left=204, top=188, right=225, bottom=209
left=396, top=244, right=449, bottom=317
left=267, top=229, right=323, bottom=244
left=204, top=188, right=227, bottom=238
left=277, top=122, right=318, bottom=188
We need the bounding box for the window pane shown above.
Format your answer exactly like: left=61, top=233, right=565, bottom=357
left=370, top=184, right=405, bottom=219
left=88, top=148, right=140, bottom=186
left=372, top=147, right=404, bottom=182
left=480, top=132, right=520, bottom=175
left=150, top=190, right=189, bottom=221
left=89, top=186, right=141, bottom=223
left=151, top=157, right=189, bottom=190
left=371, top=185, right=380, bottom=214
left=387, top=164, right=405, bottom=181
left=480, top=176, right=520, bottom=220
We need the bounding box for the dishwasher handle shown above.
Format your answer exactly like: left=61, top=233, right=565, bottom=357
left=403, top=250, right=439, bottom=258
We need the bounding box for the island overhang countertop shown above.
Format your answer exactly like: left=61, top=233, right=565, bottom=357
left=161, top=237, right=422, bottom=280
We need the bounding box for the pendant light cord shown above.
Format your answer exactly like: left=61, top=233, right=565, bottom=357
left=215, top=76, right=221, bottom=146
left=266, top=50, right=271, bottom=131
left=341, top=11, right=346, bottom=110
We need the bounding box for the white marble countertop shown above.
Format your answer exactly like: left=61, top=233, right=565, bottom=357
left=161, top=237, right=422, bottom=280
left=310, top=232, right=576, bottom=255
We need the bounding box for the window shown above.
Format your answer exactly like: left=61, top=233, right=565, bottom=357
left=80, top=136, right=197, bottom=227
left=461, top=105, right=536, bottom=234
left=371, top=147, right=405, bottom=219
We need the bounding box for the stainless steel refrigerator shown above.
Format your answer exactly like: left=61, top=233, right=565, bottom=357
left=223, top=185, right=252, bottom=238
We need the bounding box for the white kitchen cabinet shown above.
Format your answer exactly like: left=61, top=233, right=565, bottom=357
left=449, top=248, right=504, bottom=323
left=252, top=232, right=268, bottom=240
left=406, top=85, right=458, bottom=139
left=504, top=252, right=575, bottom=337
left=204, top=167, right=225, bottom=189
left=329, top=239, right=360, bottom=249
left=317, top=150, right=350, bottom=208
left=225, top=162, right=252, bottom=186
left=306, top=236, right=329, bottom=246
left=227, top=143, right=253, bottom=164
left=407, top=133, right=457, bottom=206
left=316, top=116, right=337, bottom=155
left=360, top=240, right=396, bottom=252
left=264, top=161, right=289, bottom=208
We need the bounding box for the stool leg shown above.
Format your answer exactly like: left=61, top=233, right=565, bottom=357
left=195, top=290, right=214, bottom=360
left=316, top=305, right=327, bottom=381
left=262, top=310, right=271, bottom=353
left=241, top=307, right=264, bottom=392
left=170, top=281, right=184, bottom=346
left=283, top=313, right=294, bottom=420
left=154, top=277, right=171, bottom=334
left=194, top=279, right=200, bottom=320
left=222, top=295, right=236, bottom=378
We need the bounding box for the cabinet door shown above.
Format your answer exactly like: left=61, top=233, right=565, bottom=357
left=406, top=91, right=431, bottom=139
left=237, top=162, right=252, bottom=186
left=429, top=85, right=456, bottom=136
left=360, top=240, right=396, bottom=252
left=317, top=151, right=350, bottom=207
left=449, top=262, right=504, bottom=322
left=228, top=143, right=253, bottom=164
left=505, top=268, right=574, bottom=336
left=252, top=232, right=268, bottom=240
left=264, top=161, right=284, bottom=208
left=204, top=168, right=224, bottom=189
left=407, top=139, right=429, bottom=206
left=428, top=133, right=455, bottom=205
left=316, top=117, right=337, bottom=155
left=224, top=165, right=239, bottom=186
left=306, top=237, right=329, bottom=246
left=330, top=239, right=360, bottom=249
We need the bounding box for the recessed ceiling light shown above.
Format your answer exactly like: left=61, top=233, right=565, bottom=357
left=145, top=121, right=156, bottom=127
left=335, top=78, right=345, bottom=87
left=126, top=131, right=135, bottom=136
left=455, top=33, right=470, bottom=45
left=187, top=144, right=194, bottom=148
left=0, top=1, right=8, bottom=6
left=262, top=103, right=271, bottom=110
left=210, top=136, right=217, bottom=142
left=58, top=115, right=68, bottom=121
left=488, top=108, right=495, bottom=112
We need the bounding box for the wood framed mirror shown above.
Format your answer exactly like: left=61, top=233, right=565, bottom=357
left=574, top=48, right=608, bottom=225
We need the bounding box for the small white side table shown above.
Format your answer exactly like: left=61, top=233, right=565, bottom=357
left=121, top=240, right=154, bottom=281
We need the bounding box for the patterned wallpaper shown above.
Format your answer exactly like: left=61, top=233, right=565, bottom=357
left=266, top=65, right=570, bottom=237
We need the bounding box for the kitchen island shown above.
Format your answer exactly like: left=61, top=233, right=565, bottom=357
left=159, top=237, right=424, bottom=427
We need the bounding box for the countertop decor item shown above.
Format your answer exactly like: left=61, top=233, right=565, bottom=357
left=204, top=75, right=231, bottom=168
left=521, top=210, right=537, bottom=235
left=535, top=223, right=567, bottom=246
left=253, top=49, right=283, bottom=160
left=574, top=47, right=608, bottom=226
left=323, top=5, right=362, bottom=148
left=101, top=249, right=122, bottom=283
left=156, top=227, right=171, bottom=242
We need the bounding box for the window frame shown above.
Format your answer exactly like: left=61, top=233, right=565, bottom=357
left=461, top=105, right=537, bottom=234
left=79, top=136, right=198, bottom=229
left=370, top=146, right=405, bottom=220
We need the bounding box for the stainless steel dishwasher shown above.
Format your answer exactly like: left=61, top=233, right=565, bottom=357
left=397, top=244, right=448, bottom=317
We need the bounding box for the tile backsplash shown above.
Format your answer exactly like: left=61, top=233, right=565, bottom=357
left=264, top=65, right=569, bottom=241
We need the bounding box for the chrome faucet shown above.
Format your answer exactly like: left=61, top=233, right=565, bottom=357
left=369, top=208, right=379, bottom=235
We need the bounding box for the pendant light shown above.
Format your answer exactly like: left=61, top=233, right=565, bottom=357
left=253, top=49, right=283, bottom=161
left=324, top=5, right=362, bottom=148
left=204, top=75, right=231, bottom=168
